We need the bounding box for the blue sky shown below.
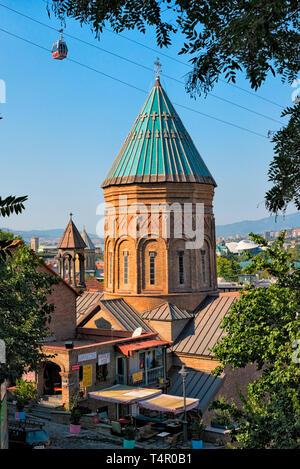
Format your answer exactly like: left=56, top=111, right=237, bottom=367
left=0, top=0, right=295, bottom=235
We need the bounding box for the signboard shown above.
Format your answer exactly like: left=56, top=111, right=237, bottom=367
left=82, top=364, right=93, bottom=387
left=98, top=353, right=110, bottom=366
left=78, top=352, right=97, bottom=363
left=72, top=364, right=80, bottom=371
left=132, top=371, right=143, bottom=384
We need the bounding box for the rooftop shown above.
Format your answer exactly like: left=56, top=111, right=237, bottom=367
left=102, top=76, right=216, bottom=188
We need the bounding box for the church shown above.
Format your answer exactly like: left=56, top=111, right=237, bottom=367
left=33, top=73, right=257, bottom=420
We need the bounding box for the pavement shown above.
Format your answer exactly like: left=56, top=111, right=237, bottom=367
left=8, top=403, right=220, bottom=450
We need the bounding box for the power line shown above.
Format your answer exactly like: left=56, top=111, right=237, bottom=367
left=0, top=26, right=269, bottom=139
left=0, top=2, right=283, bottom=125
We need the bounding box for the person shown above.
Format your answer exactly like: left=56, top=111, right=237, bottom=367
left=146, top=351, right=151, bottom=369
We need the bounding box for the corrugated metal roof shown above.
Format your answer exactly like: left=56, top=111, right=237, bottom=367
left=102, top=77, right=216, bottom=188
left=173, top=294, right=239, bottom=356
left=76, top=291, right=103, bottom=320
left=100, top=299, right=153, bottom=333
left=141, top=302, right=193, bottom=321
left=168, top=366, right=223, bottom=411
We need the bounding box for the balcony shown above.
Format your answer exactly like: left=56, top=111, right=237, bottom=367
left=116, top=366, right=164, bottom=386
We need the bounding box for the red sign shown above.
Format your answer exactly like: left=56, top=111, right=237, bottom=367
left=72, top=364, right=80, bottom=371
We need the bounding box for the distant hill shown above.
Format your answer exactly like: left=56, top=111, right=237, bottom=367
left=0, top=227, right=103, bottom=244
left=2, top=211, right=299, bottom=241
left=216, top=212, right=300, bottom=238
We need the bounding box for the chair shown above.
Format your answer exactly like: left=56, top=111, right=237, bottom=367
left=111, top=421, right=123, bottom=436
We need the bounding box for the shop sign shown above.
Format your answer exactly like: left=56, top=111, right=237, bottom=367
left=82, top=364, right=93, bottom=387
left=71, top=364, right=80, bottom=371
left=132, top=371, right=143, bottom=384
left=98, top=352, right=110, bottom=366
left=78, top=352, right=97, bottom=363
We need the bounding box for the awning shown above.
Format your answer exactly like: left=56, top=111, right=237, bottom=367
left=139, top=394, right=199, bottom=414
left=88, top=384, right=162, bottom=404
left=115, top=339, right=170, bottom=357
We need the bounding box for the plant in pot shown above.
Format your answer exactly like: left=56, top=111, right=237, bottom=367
left=14, top=378, right=37, bottom=420
left=123, top=424, right=137, bottom=449
left=69, top=392, right=82, bottom=434
left=70, top=407, right=82, bottom=434
left=191, top=419, right=205, bottom=449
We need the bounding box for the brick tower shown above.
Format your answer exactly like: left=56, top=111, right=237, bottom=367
left=57, top=213, right=86, bottom=291
left=102, top=75, right=218, bottom=312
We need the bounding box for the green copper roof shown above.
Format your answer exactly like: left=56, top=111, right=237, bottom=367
left=102, top=77, right=216, bottom=188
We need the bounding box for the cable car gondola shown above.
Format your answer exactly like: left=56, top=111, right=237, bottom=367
left=52, top=29, right=68, bottom=60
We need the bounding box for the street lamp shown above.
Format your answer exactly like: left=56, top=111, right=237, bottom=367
left=179, top=364, right=188, bottom=443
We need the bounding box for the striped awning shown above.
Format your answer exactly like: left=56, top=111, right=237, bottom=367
left=139, top=394, right=199, bottom=414
left=89, top=384, right=161, bottom=404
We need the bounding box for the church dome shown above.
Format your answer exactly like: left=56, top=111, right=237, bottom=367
left=102, top=77, right=216, bottom=188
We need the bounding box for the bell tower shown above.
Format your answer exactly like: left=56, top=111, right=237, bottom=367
left=57, top=213, right=86, bottom=290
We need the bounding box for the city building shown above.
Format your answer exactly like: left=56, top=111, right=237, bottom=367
left=30, top=237, right=39, bottom=252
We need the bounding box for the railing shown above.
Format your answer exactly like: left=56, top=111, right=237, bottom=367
left=128, top=366, right=164, bottom=386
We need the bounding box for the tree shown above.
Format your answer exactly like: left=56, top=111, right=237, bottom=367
left=48, top=1, right=299, bottom=93
left=265, top=103, right=300, bottom=215
left=0, top=195, right=27, bottom=260
left=48, top=1, right=299, bottom=215
left=217, top=255, right=241, bottom=282
left=0, top=243, right=59, bottom=383
left=211, top=232, right=300, bottom=448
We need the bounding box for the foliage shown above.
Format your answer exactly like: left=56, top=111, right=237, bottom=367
left=0, top=243, right=59, bottom=383
left=0, top=196, right=27, bottom=261
left=48, top=1, right=299, bottom=94
left=211, top=232, right=300, bottom=448
left=265, top=103, right=300, bottom=215
left=190, top=418, right=205, bottom=440
left=217, top=255, right=241, bottom=282
left=209, top=396, right=232, bottom=427
left=70, top=407, right=82, bottom=425
left=14, top=378, right=37, bottom=411
left=123, top=424, right=137, bottom=440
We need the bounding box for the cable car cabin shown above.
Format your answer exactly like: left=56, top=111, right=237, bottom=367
left=52, top=39, right=68, bottom=60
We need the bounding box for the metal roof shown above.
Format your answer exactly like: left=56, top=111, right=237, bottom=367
left=168, top=366, right=223, bottom=411
left=57, top=215, right=86, bottom=249
left=81, top=228, right=96, bottom=250
left=141, top=302, right=193, bottom=322
left=115, top=339, right=170, bottom=356
left=100, top=298, right=153, bottom=333
left=76, top=291, right=103, bottom=320
left=173, top=294, right=239, bottom=356
left=102, top=76, right=216, bottom=188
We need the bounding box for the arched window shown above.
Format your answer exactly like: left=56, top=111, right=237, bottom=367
left=109, top=252, right=113, bottom=284
left=201, top=249, right=206, bottom=283
left=123, top=251, right=129, bottom=284
left=149, top=252, right=155, bottom=285
left=178, top=251, right=184, bottom=284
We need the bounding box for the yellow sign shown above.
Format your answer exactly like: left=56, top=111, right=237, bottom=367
left=132, top=371, right=143, bottom=384
left=82, top=364, right=93, bottom=387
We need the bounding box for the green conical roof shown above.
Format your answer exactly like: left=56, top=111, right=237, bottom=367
left=102, top=77, right=216, bottom=188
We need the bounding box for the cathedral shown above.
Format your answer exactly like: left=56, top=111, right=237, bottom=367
left=46, top=73, right=256, bottom=418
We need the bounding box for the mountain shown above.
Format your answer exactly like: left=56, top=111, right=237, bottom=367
left=0, top=227, right=103, bottom=244
left=216, top=212, right=300, bottom=238
left=1, top=211, right=299, bottom=241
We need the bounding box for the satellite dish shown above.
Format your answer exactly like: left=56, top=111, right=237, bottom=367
left=132, top=327, right=142, bottom=337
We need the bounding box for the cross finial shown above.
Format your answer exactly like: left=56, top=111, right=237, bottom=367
left=154, top=57, right=162, bottom=78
